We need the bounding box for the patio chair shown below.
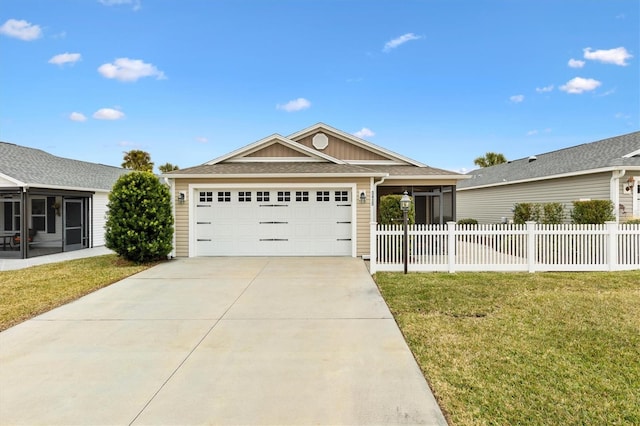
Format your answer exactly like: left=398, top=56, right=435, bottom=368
left=12, top=229, right=37, bottom=250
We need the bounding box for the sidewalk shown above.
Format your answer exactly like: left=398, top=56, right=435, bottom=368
left=0, top=246, right=113, bottom=271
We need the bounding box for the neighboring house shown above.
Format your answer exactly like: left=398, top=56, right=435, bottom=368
left=163, top=123, right=467, bottom=258
left=457, top=131, right=640, bottom=224
left=0, top=142, right=129, bottom=259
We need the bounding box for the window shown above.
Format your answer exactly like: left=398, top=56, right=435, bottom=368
left=3, top=201, right=20, bottom=232
left=277, top=191, right=291, bottom=202
left=199, top=191, right=213, bottom=202
left=257, top=191, right=270, bottom=202
left=295, top=191, right=309, bottom=202
left=316, top=191, right=330, bottom=202
left=239, top=191, right=252, bottom=202
left=217, top=191, right=231, bottom=202
left=335, top=191, right=349, bottom=202
left=31, top=198, right=46, bottom=232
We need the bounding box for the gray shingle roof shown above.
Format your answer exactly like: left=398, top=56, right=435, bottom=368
left=458, top=131, right=640, bottom=189
left=0, top=142, right=129, bottom=191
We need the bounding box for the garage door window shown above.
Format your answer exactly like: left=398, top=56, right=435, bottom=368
left=335, top=191, right=349, bottom=202
left=239, top=191, right=252, bottom=202
left=199, top=191, right=213, bottom=202
left=217, top=192, right=231, bottom=202
left=277, top=191, right=291, bottom=202
left=295, top=191, right=309, bottom=202
left=317, top=191, right=330, bottom=202
left=257, top=191, right=270, bottom=202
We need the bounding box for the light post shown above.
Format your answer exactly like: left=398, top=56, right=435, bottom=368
left=400, top=191, right=411, bottom=274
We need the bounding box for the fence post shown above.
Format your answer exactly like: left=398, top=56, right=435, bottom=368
left=606, top=221, right=617, bottom=271
left=526, top=221, right=536, bottom=273
left=447, top=221, right=457, bottom=273
left=369, top=222, right=377, bottom=274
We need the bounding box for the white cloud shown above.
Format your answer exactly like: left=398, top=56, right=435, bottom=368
left=559, top=77, right=602, bottom=94
left=353, top=128, right=375, bottom=139
left=0, top=19, right=42, bottom=41
left=49, top=52, right=81, bottom=66
left=510, top=95, right=524, bottom=103
left=568, top=58, right=585, bottom=68
left=383, top=33, right=422, bottom=52
left=69, top=112, right=87, bottom=122
left=98, top=0, right=141, bottom=11
left=583, top=47, right=632, bottom=66
left=195, top=136, right=208, bottom=143
left=117, top=140, right=135, bottom=147
left=276, top=98, right=311, bottom=112
left=536, top=85, right=554, bottom=93
left=527, top=130, right=538, bottom=136
left=98, top=58, right=166, bottom=82
left=93, top=108, right=125, bottom=120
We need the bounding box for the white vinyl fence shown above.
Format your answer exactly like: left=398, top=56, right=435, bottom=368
left=370, top=221, right=640, bottom=273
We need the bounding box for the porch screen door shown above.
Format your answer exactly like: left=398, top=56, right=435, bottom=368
left=64, top=199, right=84, bottom=251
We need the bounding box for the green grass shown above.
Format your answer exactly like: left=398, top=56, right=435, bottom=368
left=375, top=271, right=640, bottom=426
left=0, top=255, right=154, bottom=331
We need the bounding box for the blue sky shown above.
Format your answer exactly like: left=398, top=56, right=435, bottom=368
left=1, top=0, right=638, bottom=173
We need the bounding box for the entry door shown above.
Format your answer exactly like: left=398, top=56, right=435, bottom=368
left=64, top=199, right=84, bottom=251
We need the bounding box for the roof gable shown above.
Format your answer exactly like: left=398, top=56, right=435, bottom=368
left=205, top=134, right=345, bottom=165
left=288, top=123, right=427, bottom=167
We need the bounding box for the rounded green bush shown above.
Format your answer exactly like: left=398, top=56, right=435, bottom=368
left=379, top=194, right=415, bottom=225
left=105, top=171, right=174, bottom=263
left=457, top=218, right=478, bottom=225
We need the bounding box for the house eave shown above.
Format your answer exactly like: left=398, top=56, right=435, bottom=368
left=457, top=166, right=639, bottom=191
left=382, top=174, right=471, bottom=180
left=163, top=172, right=389, bottom=179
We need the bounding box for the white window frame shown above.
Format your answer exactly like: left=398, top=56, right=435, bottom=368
left=31, top=197, right=47, bottom=232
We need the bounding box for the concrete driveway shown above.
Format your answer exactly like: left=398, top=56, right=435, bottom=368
left=0, top=257, right=447, bottom=425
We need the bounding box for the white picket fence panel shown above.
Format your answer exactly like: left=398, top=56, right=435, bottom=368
left=370, top=221, right=640, bottom=273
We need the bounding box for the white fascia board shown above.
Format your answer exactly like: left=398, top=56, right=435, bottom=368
left=382, top=174, right=471, bottom=180
left=623, top=149, right=640, bottom=158
left=22, top=183, right=107, bottom=193
left=456, top=166, right=640, bottom=191
left=0, top=172, right=24, bottom=186
left=287, top=122, right=428, bottom=167
left=163, top=172, right=388, bottom=179
left=205, top=134, right=345, bottom=165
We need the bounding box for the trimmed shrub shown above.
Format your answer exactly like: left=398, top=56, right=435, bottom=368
left=542, top=202, right=565, bottom=224
left=457, top=218, right=478, bottom=225
left=379, top=194, right=415, bottom=225
left=105, top=171, right=174, bottom=263
left=624, top=218, right=640, bottom=224
left=513, top=203, right=542, bottom=224
left=570, top=200, right=615, bottom=224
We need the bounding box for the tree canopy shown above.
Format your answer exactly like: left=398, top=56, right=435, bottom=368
left=158, top=162, right=180, bottom=173
left=473, top=152, right=507, bottom=168
left=122, top=150, right=154, bottom=172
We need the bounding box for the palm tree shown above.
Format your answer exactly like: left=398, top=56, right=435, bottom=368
left=122, top=150, right=154, bottom=172
left=473, top=152, right=507, bottom=168
left=158, top=162, right=179, bottom=173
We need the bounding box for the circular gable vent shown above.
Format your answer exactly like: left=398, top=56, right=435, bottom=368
left=312, top=133, right=329, bottom=150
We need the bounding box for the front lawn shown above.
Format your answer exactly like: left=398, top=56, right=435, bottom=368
left=0, top=255, right=154, bottom=331
left=376, top=271, right=640, bottom=426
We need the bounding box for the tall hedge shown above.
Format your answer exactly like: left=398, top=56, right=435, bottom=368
left=379, top=194, right=415, bottom=225
left=105, top=171, right=174, bottom=263
left=570, top=200, right=615, bottom=224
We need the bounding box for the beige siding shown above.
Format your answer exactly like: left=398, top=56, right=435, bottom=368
left=296, top=132, right=388, bottom=161
left=620, top=172, right=638, bottom=220
left=245, top=143, right=307, bottom=158
left=457, top=172, right=612, bottom=224
left=172, top=177, right=371, bottom=258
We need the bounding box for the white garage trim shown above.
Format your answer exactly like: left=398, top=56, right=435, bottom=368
left=188, top=183, right=357, bottom=257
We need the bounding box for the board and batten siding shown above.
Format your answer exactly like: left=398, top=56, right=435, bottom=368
left=92, top=192, right=110, bottom=246
left=456, top=172, right=611, bottom=224
left=172, top=177, right=372, bottom=258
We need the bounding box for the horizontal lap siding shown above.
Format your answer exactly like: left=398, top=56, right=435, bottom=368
left=457, top=173, right=611, bottom=224
left=172, top=177, right=371, bottom=258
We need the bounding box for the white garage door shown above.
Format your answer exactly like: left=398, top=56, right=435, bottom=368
left=194, top=188, right=353, bottom=256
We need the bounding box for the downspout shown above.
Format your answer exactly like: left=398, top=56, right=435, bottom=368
left=164, top=177, right=177, bottom=259
left=611, top=169, right=625, bottom=223
left=364, top=174, right=389, bottom=261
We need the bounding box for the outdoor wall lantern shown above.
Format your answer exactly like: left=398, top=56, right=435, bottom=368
left=178, top=192, right=186, bottom=204
left=359, top=190, right=367, bottom=204
left=400, top=191, right=411, bottom=274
